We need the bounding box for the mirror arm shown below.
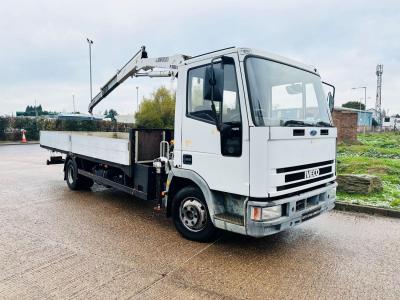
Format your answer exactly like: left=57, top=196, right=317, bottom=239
left=322, top=81, right=335, bottom=99
left=210, top=57, right=222, bottom=131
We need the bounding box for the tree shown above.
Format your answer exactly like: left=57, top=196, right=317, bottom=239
left=342, top=101, right=365, bottom=110
left=108, top=109, right=118, bottom=121
left=104, top=109, right=118, bottom=121
left=135, top=87, right=175, bottom=129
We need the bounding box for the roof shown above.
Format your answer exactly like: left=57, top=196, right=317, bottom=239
left=334, top=107, right=373, bottom=114
left=184, top=47, right=319, bottom=75
left=57, top=113, right=104, bottom=120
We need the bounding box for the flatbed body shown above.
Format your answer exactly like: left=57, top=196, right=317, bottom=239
left=41, top=129, right=173, bottom=201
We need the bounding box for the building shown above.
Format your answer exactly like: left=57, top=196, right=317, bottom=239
left=334, top=107, right=373, bottom=132
left=382, top=116, right=400, bottom=131
left=56, top=113, right=104, bottom=121
left=332, top=108, right=358, bottom=143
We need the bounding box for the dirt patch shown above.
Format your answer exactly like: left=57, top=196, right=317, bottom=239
left=367, top=167, right=388, bottom=174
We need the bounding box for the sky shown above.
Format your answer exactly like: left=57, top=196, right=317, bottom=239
left=0, top=0, right=399, bottom=116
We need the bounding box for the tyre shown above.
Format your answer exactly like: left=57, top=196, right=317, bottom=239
left=65, top=159, right=94, bottom=190
left=172, top=186, right=218, bottom=242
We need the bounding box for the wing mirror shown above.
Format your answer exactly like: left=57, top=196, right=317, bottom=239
left=322, top=81, right=335, bottom=113
left=327, top=92, right=334, bottom=112
left=204, top=64, right=224, bottom=102
left=203, top=56, right=234, bottom=130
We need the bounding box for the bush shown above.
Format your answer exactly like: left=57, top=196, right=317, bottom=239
left=0, top=116, right=134, bottom=141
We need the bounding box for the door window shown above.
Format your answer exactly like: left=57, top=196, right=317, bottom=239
left=187, top=63, right=240, bottom=124
left=187, top=61, right=242, bottom=156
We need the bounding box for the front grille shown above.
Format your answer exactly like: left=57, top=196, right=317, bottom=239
left=276, top=160, right=334, bottom=174
left=277, top=174, right=334, bottom=191
left=285, top=166, right=332, bottom=183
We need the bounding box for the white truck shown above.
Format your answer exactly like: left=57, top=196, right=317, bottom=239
left=40, top=46, right=337, bottom=241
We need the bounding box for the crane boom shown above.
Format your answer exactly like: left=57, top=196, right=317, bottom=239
left=88, top=46, right=189, bottom=113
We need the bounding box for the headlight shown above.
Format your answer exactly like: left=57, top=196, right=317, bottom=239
left=250, top=205, right=282, bottom=221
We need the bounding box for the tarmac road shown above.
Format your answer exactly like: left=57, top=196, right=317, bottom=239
left=0, top=144, right=399, bottom=299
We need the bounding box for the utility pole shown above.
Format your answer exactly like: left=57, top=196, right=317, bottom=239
left=72, top=94, right=76, bottom=113
left=34, top=99, right=38, bottom=118
left=136, top=86, right=139, bottom=112
left=375, top=64, right=383, bottom=127
left=87, top=38, right=94, bottom=107
left=352, top=86, right=367, bottom=134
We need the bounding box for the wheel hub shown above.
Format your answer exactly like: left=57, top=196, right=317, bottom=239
left=179, top=197, right=207, bottom=232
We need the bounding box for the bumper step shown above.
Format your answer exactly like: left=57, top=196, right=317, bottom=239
left=214, top=213, right=244, bottom=226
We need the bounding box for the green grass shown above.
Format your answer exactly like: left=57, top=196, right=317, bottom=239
left=337, top=132, right=400, bottom=209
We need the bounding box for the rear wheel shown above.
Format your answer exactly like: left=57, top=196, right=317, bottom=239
left=65, top=159, right=94, bottom=190
left=172, top=186, right=218, bottom=242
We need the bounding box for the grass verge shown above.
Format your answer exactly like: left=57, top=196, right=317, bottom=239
left=337, top=132, right=400, bottom=210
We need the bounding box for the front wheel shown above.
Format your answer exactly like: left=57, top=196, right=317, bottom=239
left=172, top=186, right=218, bottom=242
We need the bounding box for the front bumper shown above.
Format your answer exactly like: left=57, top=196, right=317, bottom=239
left=245, top=182, right=336, bottom=237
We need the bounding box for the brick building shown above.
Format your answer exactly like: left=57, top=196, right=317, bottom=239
left=332, top=108, right=358, bottom=143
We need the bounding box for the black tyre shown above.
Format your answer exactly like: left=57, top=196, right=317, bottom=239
left=65, top=159, right=94, bottom=190
left=172, top=186, right=218, bottom=242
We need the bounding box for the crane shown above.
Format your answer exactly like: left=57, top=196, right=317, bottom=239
left=88, top=46, right=189, bottom=113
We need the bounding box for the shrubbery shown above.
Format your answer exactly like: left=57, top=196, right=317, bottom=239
left=0, top=116, right=134, bottom=141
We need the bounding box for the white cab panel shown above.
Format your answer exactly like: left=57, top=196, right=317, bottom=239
left=181, top=117, right=250, bottom=195
left=250, top=126, right=337, bottom=198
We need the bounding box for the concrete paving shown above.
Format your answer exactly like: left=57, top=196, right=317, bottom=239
left=0, top=144, right=399, bottom=299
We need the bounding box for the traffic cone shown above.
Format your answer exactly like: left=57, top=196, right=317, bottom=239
left=21, top=130, right=27, bottom=143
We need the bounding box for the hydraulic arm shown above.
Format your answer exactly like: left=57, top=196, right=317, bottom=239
left=88, top=46, right=189, bottom=113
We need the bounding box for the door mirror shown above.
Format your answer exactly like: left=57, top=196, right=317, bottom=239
left=204, top=65, right=224, bottom=102
left=322, top=81, right=335, bottom=113
left=327, top=92, right=334, bottom=112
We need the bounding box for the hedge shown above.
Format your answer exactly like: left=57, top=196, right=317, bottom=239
left=0, top=117, right=134, bottom=141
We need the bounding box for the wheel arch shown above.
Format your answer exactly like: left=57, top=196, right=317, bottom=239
left=166, top=169, right=216, bottom=221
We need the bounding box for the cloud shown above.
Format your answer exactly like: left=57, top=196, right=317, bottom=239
left=0, top=0, right=399, bottom=115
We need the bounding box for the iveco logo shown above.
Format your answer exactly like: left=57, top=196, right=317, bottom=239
left=305, top=168, right=320, bottom=179
left=310, top=130, right=317, bottom=136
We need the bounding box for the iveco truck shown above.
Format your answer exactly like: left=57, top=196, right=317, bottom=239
left=40, top=46, right=337, bottom=241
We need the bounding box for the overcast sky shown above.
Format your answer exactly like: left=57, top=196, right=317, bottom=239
left=0, top=0, right=399, bottom=116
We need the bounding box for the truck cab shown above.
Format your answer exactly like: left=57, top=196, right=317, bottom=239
left=168, top=47, right=336, bottom=239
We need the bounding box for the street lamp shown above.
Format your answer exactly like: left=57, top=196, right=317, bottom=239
left=72, top=94, right=76, bottom=113
left=352, top=86, right=367, bottom=134
left=86, top=38, right=94, bottom=105
left=136, top=86, right=139, bottom=112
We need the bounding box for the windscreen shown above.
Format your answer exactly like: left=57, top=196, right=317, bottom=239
left=245, top=57, right=332, bottom=127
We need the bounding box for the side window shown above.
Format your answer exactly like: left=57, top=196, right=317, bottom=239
left=187, top=63, right=240, bottom=124
left=187, top=65, right=219, bottom=123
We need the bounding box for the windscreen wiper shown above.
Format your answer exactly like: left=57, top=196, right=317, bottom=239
left=283, top=120, right=314, bottom=127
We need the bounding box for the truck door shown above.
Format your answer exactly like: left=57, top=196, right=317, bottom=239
left=180, top=55, right=250, bottom=196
